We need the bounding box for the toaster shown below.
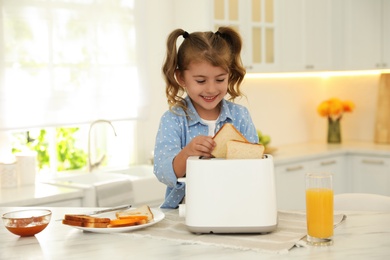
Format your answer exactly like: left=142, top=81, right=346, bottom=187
left=182, top=155, right=278, bottom=233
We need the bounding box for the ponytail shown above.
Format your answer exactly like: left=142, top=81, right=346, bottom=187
left=162, top=29, right=188, bottom=109
left=215, top=27, right=246, bottom=100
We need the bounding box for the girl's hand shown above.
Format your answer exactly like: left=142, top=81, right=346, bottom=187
left=184, top=135, right=216, bottom=158
left=173, top=136, right=216, bottom=178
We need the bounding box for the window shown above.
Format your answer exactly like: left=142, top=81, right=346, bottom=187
left=0, top=0, right=146, bottom=172
left=10, top=121, right=136, bottom=173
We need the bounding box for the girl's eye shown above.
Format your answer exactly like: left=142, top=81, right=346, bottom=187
left=195, top=78, right=226, bottom=84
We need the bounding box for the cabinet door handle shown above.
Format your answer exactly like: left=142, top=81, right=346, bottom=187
left=286, top=165, right=303, bottom=172
left=320, top=160, right=336, bottom=166
left=361, top=159, right=384, bottom=165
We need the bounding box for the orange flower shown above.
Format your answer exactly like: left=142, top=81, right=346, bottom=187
left=317, top=98, right=355, bottom=118
left=328, top=98, right=343, bottom=116
left=317, top=101, right=330, bottom=117
left=342, top=100, right=355, bottom=113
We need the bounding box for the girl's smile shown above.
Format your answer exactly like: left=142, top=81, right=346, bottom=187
left=201, top=95, right=218, bottom=102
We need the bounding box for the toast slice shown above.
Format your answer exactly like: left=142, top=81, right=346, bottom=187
left=83, top=222, right=110, bottom=228
left=62, top=219, right=83, bottom=227
left=115, top=205, right=154, bottom=221
left=226, top=140, right=265, bottom=159
left=62, top=219, right=110, bottom=228
left=63, top=214, right=110, bottom=228
left=64, top=214, right=111, bottom=223
left=211, top=123, right=249, bottom=158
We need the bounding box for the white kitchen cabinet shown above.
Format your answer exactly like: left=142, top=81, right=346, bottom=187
left=212, top=0, right=280, bottom=72
left=309, top=155, right=346, bottom=194
left=279, top=0, right=334, bottom=72
left=275, top=161, right=307, bottom=210
left=279, top=0, right=390, bottom=72
left=349, top=155, right=390, bottom=196
left=384, top=0, right=390, bottom=69
left=275, top=155, right=346, bottom=210
left=175, top=0, right=390, bottom=74
left=342, top=0, right=390, bottom=70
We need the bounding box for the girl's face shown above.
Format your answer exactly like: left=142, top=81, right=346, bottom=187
left=176, top=61, right=229, bottom=120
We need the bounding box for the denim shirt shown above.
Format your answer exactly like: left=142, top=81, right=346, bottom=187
left=153, top=96, right=258, bottom=209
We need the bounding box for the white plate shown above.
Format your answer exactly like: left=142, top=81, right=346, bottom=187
left=64, top=208, right=165, bottom=233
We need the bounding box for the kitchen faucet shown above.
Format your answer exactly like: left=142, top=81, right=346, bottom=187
left=88, top=119, right=117, bottom=172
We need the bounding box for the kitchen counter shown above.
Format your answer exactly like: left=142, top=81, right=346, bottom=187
left=0, top=184, right=84, bottom=206
left=271, top=140, right=390, bottom=165
left=1, top=207, right=389, bottom=259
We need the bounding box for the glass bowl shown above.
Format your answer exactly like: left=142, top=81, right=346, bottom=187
left=2, top=209, right=52, bottom=237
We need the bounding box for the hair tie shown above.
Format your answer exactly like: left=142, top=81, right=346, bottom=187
left=215, top=31, right=222, bottom=37
left=183, top=31, right=189, bottom=39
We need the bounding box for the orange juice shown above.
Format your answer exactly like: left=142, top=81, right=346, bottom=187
left=306, top=188, right=334, bottom=238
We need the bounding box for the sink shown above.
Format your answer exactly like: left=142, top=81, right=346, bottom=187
left=40, top=165, right=166, bottom=207
left=104, top=165, right=166, bottom=207
left=43, top=172, right=129, bottom=187
left=40, top=172, right=133, bottom=207
left=41, top=172, right=133, bottom=207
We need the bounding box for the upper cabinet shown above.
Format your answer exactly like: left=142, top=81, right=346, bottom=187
left=175, top=0, right=390, bottom=73
left=384, top=1, right=390, bottom=69
left=212, top=0, right=280, bottom=72
left=279, top=0, right=334, bottom=72
left=212, top=0, right=337, bottom=73
left=342, top=0, right=390, bottom=70
left=278, top=0, right=390, bottom=72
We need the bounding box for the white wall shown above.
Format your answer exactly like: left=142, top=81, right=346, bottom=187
left=237, top=74, right=380, bottom=147
left=135, top=0, right=174, bottom=164
left=133, top=1, right=382, bottom=164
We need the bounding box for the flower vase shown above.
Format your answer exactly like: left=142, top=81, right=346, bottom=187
left=327, top=117, right=341, bottom=143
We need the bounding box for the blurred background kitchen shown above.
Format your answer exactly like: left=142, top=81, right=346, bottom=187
left=0, top=0, right=389, bottom=208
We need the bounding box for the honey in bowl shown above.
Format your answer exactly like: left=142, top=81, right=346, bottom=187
left=2, top=209, right=52, bottom=237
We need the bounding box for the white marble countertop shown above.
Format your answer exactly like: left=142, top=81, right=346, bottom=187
left=270, top=140, right=390, bottom=165
left=0, top=207, right=389, bottom=259
left=0, top=184, right=83, bottom=206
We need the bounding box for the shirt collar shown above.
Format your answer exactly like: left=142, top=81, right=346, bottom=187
left=184, top=96, right=233, bottom=126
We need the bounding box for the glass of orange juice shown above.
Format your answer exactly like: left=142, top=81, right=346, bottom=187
left=305, top=172, right=334, bottom=246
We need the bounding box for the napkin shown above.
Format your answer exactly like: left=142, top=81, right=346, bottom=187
left=122, top=210, right=346, bottom=254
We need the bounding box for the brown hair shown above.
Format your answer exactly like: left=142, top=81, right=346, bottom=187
left=162, top=27, right=246, bottom=112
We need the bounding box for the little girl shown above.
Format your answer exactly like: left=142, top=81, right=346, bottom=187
left=154, top=27, right=258, bottom=208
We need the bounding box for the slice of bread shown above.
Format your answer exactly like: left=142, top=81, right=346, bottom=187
left=62, top=214, right=110, bottom=228
left=211, top=123, right=249, bottom=158
left=64, top=214, right=110, bottom=223
left=226, top=140, right=264, bottom=159
left=115, top=205, right=154, bottom=221
left=62, top=219, right=83, bottom=227
left=62, top=218, right=110, bottom=228
left=83, top=222, right=110, bottom=228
